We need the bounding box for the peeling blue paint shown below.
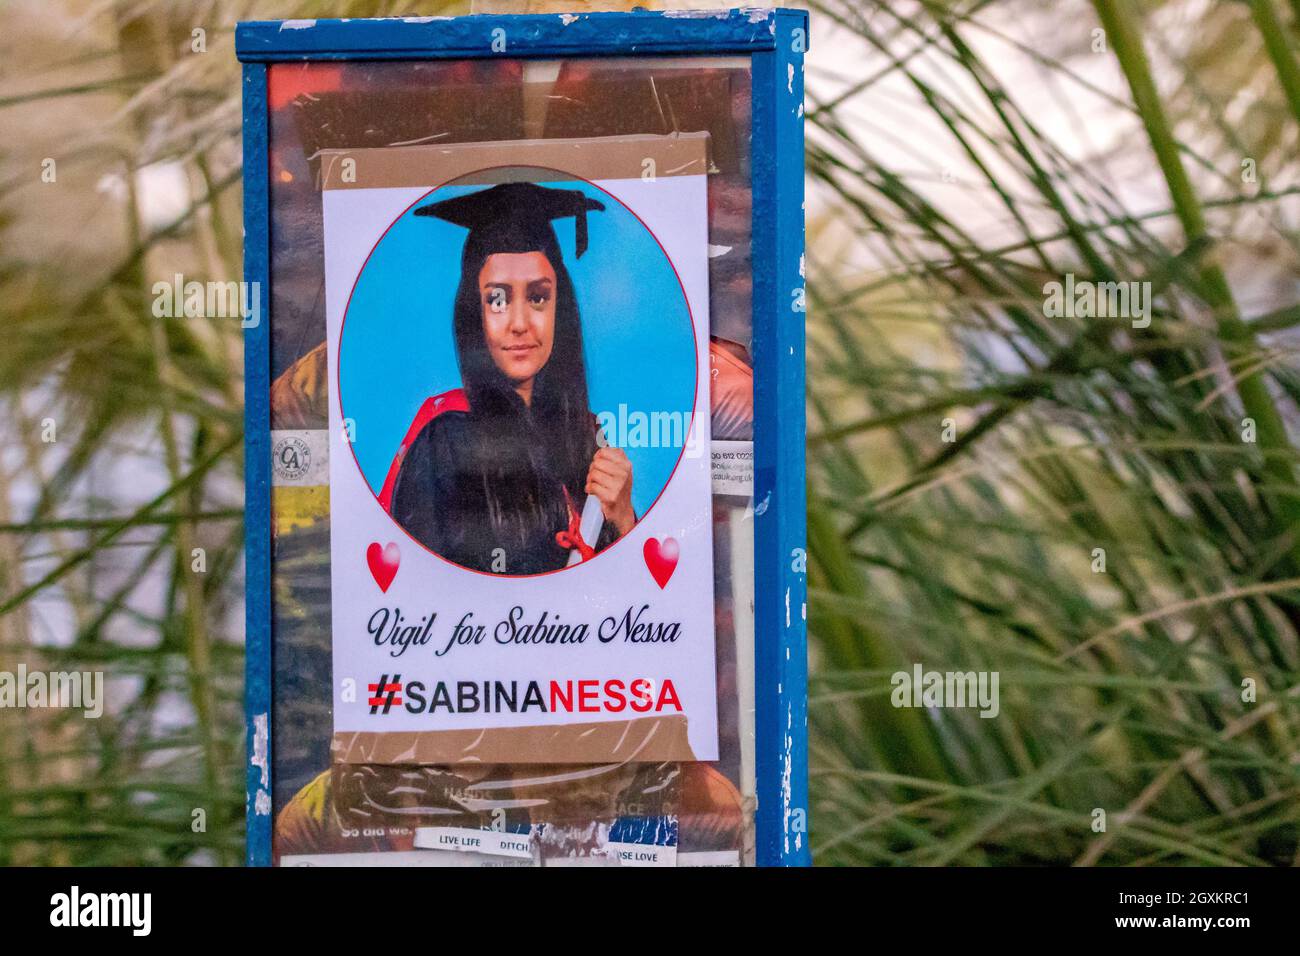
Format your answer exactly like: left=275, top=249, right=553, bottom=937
left=752, top=9, right=810, bottom=867
left=236, top=9, right=787, bottom=61
left=241, top=60, right=273, bottom=867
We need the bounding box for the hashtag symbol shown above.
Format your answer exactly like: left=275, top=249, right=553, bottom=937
left=367, top=674, right=402, bottom=714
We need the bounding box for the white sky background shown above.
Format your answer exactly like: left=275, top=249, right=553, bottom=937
left=805, top=1, right=1299, bottom=309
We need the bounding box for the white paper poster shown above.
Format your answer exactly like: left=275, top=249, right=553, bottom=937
left=321, top=144, right=717, bottom=764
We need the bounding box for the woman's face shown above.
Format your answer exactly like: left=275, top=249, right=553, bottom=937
left=478, top=251, right=557, bottom=388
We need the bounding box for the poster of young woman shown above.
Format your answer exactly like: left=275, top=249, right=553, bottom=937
left=321, top=135, right=718, bottom=764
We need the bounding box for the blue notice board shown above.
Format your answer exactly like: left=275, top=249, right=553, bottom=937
left=237, top=8, right=808, bottom=868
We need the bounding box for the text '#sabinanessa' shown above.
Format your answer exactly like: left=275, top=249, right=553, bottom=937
left=367, top=676, right=683, bottom=715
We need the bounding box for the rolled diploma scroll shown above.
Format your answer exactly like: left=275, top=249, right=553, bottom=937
left=566, top=494, right=605, bottom=566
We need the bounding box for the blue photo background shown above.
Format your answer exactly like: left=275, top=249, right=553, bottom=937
left=338, top=179, right=697, bottom=518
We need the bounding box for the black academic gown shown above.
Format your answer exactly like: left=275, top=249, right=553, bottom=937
left=389, top=408, right=619, bottom=574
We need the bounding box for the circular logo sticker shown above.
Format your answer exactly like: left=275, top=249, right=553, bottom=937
left=272, top=435, right=311, bottom=482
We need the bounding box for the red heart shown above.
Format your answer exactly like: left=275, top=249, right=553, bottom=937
left=643, top=537, right=680, bottom=589
left=366, top=541, right=400, bottom=593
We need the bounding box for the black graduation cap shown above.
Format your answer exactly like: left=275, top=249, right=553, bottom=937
left=415, top=181, right=606, bottom=259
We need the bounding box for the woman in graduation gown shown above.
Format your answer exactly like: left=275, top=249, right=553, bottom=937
left=380, top=181, right=635, bottom=574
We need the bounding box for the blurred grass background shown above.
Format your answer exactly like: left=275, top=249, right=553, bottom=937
left=1, top=0, right=1299, bottom=865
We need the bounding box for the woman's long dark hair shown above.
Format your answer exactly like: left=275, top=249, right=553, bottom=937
left=451, top=231, right=597, bottom=549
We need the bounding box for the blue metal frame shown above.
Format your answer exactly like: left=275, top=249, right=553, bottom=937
left=240, top=60, right=273, bottom=866
left=237, top=7, right=808, bottom=867
left=751, top=12, right=810, bottom=868
left=236, top=10, right=783, bottom=60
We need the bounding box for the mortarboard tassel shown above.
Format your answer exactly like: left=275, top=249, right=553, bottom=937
left=574, top=204, right=589, bottom=259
